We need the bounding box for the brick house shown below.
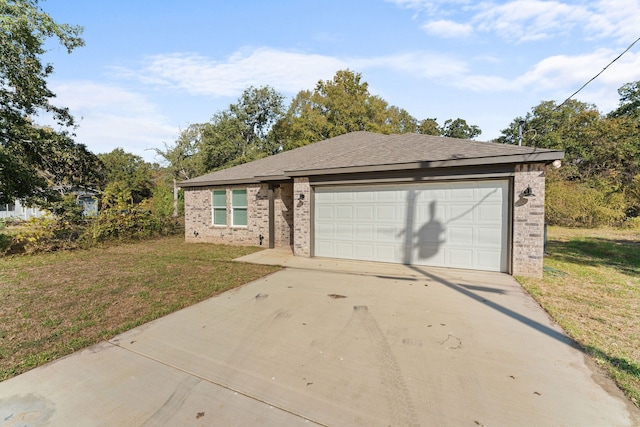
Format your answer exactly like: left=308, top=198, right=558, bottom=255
left=179, top=131, right=564, bottom=277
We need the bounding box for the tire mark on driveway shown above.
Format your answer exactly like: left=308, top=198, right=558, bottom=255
left=352, top=305, right=420, bottom=427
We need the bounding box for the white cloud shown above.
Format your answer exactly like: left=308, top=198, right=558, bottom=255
left=51, top=81, right=179, bottom=161
left=452, top=48, right=640, bottom=113
left=113, top=48, right=347, bottom=98
left=587, top=0, right=640, bottom=43
left=473, top=0, right=591, bottom=42
left=114, top=48, right=471, bottom=98
left=422, top=19, right=474, bottom=38
left=515, top=49, right=640, bottom=92
left=356, top=51, right=470, bottom=78
left=389, top=0, right=640, bottom=43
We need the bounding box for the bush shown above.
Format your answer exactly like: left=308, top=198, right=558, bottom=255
left=546, top=178, right=627, bottom=227
left=2, top=217, right=86, bottom=255
left=86, top=208, right=181, bottom=243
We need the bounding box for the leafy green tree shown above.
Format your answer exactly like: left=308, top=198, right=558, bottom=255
left=440, top=118, right=482, bottom=139
left=417, top=118, right=441, bottom=136
left=499, top=99, right=639, bottom=186
left=499, top=92, right=640, bottom=225
left=98, top=149, right=154, bottom=204
left=274, top=70, right=421, bottom=150
left=0, top=0, right=96, bottom=205
left=609, top=81, right=640, bottom=121
left=154, top=124, right=207, bottom=216
left=199, top=86, right=285, bottom=170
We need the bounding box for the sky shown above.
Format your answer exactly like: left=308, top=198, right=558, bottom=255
left=40, top=0, right=640, bottom=163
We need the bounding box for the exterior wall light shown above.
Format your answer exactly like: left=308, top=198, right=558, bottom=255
left=298, top=193, right=305, bottom=201
left=521, top=186, right=535, bottom=198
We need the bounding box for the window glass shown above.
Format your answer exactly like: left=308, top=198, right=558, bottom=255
left=231, top=189, right=247, bottom=226
left=212, top=190, right=227, bottom=225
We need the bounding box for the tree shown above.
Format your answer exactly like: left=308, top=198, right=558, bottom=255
left=498, top=99, right=639, bottom=186
left=498, top=94, right=640, bottom=226
left=199, top=86, right=285, bottom=170
left=609, top=81, right=640, bottom=122
left=440, top=118, right=482, bottom=139
left=98, top=149, right=154, bottom=204
left=154, top=124, right=207, bottom=217
left=0, top=0, right=95, bottom=205
left=273, top=69, right=422, bottom=150
left=417, top=118, right=441, bottom=136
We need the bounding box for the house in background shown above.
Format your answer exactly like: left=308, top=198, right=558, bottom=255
left=0, top=200, right=46, bottom=221
left=178, top=131, right=564, bottom=277
left=0, top=186, right=100, bottom=220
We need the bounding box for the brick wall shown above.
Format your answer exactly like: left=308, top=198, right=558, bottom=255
left=512, top=163, right=546, bottom=277
left=274, top=183, right=294, bottom=248
left=184, top=184, right=268, bottom=247
left=293, top=178, right=311, bottom=256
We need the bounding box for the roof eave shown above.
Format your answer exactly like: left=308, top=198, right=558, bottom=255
left=286, top=151, right=565, bottom=177
left=177, top=178, right=261, bottom=188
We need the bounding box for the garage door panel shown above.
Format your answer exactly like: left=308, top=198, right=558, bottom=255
left=448, top=226, right=473, bottom=245
left=316, top=205, right=335, bottom=220
left=476, top=250, right=502, bottom=269
left=376, top=205, right=399, bottom=221
left=335, top=242, right=354, bottom=257
left=336, top=224, right=353, bottom=239
left=376, top=245, right=398, bottom=262
left=337, top=206, right=354, bottom=220
left=478, top=204, right=503, bottom=221
left=355, top=224, right=374, bottom=240
left=446, top=248, right=474, bottom=268
left=375, top=224, right=398, bottom=242
left=356, top=205, right=374, bottom=220
left=315, top=180, right=508, bottom=272
left=354, top=244, right=374, bottom=258
left=476, top=227, right=502, bottom=246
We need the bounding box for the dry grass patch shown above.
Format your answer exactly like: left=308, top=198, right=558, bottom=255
left=518, top=227, right=640, bottom=406
left=0, top=236, right=280, bottom=381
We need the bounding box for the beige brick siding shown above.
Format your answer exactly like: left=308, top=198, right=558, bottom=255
left=183, top=184, right=266, bottom=246
left=293, top=178, right=311, bottom=256
left=274, top=183, right=294, bottom=248
left=512, top=163, right=546, bottom=277
left=184, top=183, right=291, bottom=248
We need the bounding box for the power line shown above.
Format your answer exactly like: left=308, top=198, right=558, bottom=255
left=555, top=35, right=640, bottom=109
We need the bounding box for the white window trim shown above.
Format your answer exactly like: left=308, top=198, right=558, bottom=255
left=211, top=189, right=227, bottom=226
left=231, top=189, right=248, bottom=227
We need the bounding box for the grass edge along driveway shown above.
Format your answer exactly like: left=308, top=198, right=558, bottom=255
left=0, top=236, right=280, bottom=381
left=518, top=227, right=640, bottom=408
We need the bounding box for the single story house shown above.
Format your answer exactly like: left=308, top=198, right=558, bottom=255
left=0, top=199, right=47, bottom=221
left=179, top=131, right=564, bottom=277
left=0, top=186, right=100, bottom=220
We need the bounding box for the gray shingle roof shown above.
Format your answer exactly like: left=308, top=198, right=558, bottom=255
left=179, top=131, right=564, bottom=187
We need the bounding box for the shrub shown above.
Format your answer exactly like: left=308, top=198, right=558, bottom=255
left=546, top=178, right=627, bottom=227
left=3, top=217, right=85, bottom=255
left=86, top=208, right=181, bottom=243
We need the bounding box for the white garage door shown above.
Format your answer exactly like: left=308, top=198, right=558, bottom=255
left=314, top=180, right=509, bottom=272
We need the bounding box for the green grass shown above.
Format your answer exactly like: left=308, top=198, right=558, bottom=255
left=0, top=236, right=280, bottom=381
left=518, top=227, right=640, bottom=407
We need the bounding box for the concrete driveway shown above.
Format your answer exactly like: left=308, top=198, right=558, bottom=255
left=1, top=251, right=638, bottom=426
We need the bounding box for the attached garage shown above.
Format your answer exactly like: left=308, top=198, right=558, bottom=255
left=314, top=180, right=509, bottom=272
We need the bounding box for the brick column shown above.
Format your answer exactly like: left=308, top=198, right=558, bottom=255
left=512, top=163, right=546, bottom=277
left=293, top=178, right=311, bottom=257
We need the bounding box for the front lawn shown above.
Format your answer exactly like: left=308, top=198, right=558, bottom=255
left=0, top=236, right=280, bottom=381
left=518, top=227, right=640, bottom=407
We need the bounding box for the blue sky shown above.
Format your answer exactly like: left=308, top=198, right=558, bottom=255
left=41, top=0, right=640, bottom=163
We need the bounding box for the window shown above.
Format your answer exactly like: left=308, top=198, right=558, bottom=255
left=231, top=189, right=247, bottom=226
left=212, top=190, right=227, bottom=225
